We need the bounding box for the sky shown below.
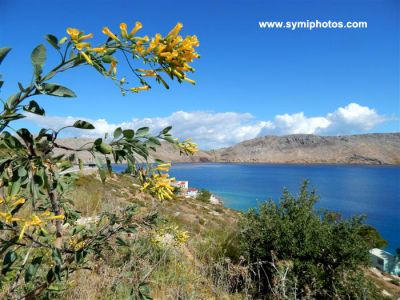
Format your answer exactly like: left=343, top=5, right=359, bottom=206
left=0, top=0, right=399, bottom=149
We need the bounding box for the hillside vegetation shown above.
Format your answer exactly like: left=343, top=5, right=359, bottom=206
left=53, top=173, right=399, bottom=299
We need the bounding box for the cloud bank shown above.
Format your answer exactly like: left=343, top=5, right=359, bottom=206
left=26, top=103, right=391, bottom=149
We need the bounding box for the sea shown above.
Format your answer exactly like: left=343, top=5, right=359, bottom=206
left=113, top=163, right=400, bottom=253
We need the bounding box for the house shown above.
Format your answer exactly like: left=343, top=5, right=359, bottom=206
left=369, top=248, right=400, bottom=275
left=171, top=180, right=189, bottom=190
left=186, top=187, right=198, bottom=198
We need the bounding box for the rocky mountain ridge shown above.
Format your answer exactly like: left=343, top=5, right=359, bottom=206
left=55, top=133, right=400, bottom=165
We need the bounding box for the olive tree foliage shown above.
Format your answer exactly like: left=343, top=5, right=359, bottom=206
left=0, top=22, right=199, bottom=299
left=239, top=181, right=383, bottom=299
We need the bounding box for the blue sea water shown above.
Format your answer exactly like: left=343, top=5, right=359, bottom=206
left=114, top=163, right=400, bottom=252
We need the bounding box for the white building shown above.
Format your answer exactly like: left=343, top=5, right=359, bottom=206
left=369, top=248, right=400, bottom=275
left=171, top=180, right=189, bottom=190
left=186, top=187, right=198, bottom=198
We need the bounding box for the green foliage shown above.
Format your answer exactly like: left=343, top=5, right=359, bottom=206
left=0, top=21, right=199, bottom=299
left=358, top=224, right=388, bottom=249
left=196, top=189, right=211, bottom=203
left=239, top=181, right=381, bottom=299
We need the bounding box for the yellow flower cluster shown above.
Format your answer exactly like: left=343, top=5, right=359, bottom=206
left=64, top=22, right=199, bottom=93
left=18, top=211, right=64, bottom=240
left=151, top=224, right=190, bottom=247
left=140, top=163, right=175, bottom=201
left=66, top=27, right=95, bottom=65
left=178, top=139, right=199, bottom=155
left=0, top=196, right=63, bottom=240
left=140, top=22, right=200, bottom=78
left=102, top=22, right=199, bottom=79
left=68, top=236, right=86, bottom=251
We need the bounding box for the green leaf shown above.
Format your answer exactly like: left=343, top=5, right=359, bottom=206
left=17, top=128, right=34, bottom=145
left=113, top=127, right=122, bottom=139
left=2, top=250, right=17, bottom=275
left=73, top=120, right=95, bottom=130
left=41, top=83, right=76, bottom=97
left=5, top=92, right=21, bottom=110
left=45, top=34, right=60, bottom=50
left=95, top=156, right=107, bottom=183
left=136, top=127, right=149, bottom=137
left=10, top=179, right=21, bottom=198
left=23, top=100, right=45, bottom=116
left=161, top=126, right=172, bottom=134
left=52, top=249, right=63, bottom=265
left=163, top=136, right=177, bottom=144
left=147, top=137, right=161, bottom=146
left=0, top=47, right=11, bottom=65
left=25, top=256, right=42, bottom=283
left=123, top=129, right=134, bottom=139
left=31, top=44, right=46, bottom=77
left=101, top=55, right=114, bottom=63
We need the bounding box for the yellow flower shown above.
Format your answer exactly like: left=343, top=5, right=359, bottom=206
left=140, top=163, right=175, bottom=201
left=108, top=60, right=117, bottom=76
left=59, top=37, right=68, bottom=45
left=155, top=162, right=171, bottom=172
left=80, top=52, right=93, bottom=65
left=102, top=27, right=119, bottom=41
left=66, top=28, right=93, bottom=43
left=183, top=77, right=196, bottom=85
left=66, top=27, right=80, bottom=42
left=129, top=85, right=150, bottom=93
left=11, top=197, right=25, bottom=207
left=146, top=35, right=162, bottom=54
left=130, top=21, right=142, bottom=37
left=136, top=69, right=157, bottom=77
left=80, top=33, right=93, bottom=41
left=88, top=47, right=107, bottom=54
left=168, top=22, right=183, bottom=37
left=18, top=211, right=64, bottom=240
left=179, top=138, right=198, bottom=155
left=120, top=22, right=128, bottom=39
left=75, top=42, right=91, bottom=50
left=0, top=212, right=21, bottom=223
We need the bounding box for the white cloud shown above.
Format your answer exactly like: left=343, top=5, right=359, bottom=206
left=25, top=102, right=391, bottom=149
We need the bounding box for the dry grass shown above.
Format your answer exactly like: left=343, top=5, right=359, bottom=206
left=59, top=173, right=249, bottom=299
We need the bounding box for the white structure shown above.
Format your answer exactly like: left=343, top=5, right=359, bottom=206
left=369, top=248, right=400, bottom=275
left=186, top=187, right=198, bottom=198
left=171, top=180, right=188, bottom=189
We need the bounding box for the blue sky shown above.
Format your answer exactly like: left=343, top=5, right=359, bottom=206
left=0, top=0, right=399, bottom=148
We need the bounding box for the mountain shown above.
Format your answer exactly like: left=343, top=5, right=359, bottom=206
left=55, top=133, right=400, bottom=165
left=212, top=133, right=400, bottom=165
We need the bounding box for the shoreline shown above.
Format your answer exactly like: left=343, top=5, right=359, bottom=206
left=167, top=161, right=400, bottom=167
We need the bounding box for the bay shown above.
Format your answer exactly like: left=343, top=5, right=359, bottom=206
left=114, top=163, right=400, bottom=252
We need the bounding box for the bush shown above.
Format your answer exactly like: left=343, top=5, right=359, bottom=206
left=196, top=189, right=212, bottom=203
left=239, top=181, right=382, bottom=299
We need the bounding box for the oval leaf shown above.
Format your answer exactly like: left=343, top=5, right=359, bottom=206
left=136, top=127, right=149, bottom=137
left=45, top=34, right=60, bottom=50
left=0, top=47, right=11, bottom=65
left=113, top=127, right=122, bottom=139
left=23, top=100, right=45, bottom=116
left=73, top=120, right=95, bottom=130
left=31, top=44, right=46, bottom=66
left=41, top=83, right=76, bottom=97
left=123, top=129, right=134, bottom=139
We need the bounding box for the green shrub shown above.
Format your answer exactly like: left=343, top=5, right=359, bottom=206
left=196, top=189, right=212, bottom=203
left=239, top=181, right=382, bottom=299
